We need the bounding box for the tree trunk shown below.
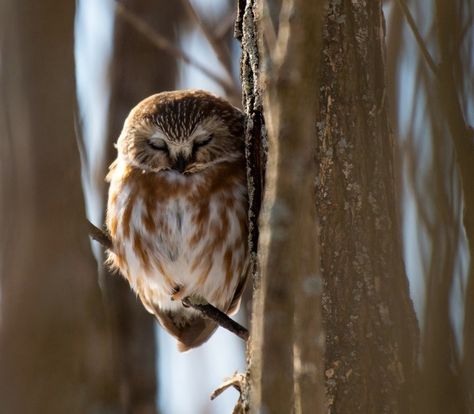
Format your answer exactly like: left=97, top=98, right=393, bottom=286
left=0, top=1, right=118, bottom=412
left=253, top=1, right=326, bottom=413
left=316, top=1, right=418, bottom=412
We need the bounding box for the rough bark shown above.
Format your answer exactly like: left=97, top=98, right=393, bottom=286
left=0, top=1, right=118, bottom=412
left=97, top=2, right=183, bottom=412
left=235, top=1, right=266, bottom=410
left=236, top=0, right=266, bottom=271
left=316, top=1, right=418, bottom=412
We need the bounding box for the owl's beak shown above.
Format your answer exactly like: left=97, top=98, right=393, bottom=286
left=172, top=154, right=187, bottom=173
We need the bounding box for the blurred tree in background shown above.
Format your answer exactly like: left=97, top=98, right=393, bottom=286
left=386, top=1, right=474, bottom=413
left=0, top=1, right=118, bottom=412
left=0, top=0, right=473, bottom=413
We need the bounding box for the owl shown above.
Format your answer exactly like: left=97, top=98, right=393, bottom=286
left=106, top=90, right=249, bottom=351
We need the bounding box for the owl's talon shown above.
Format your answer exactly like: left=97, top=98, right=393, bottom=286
left=182, top=296, right=204, bottom=308
left=183, top=295, right=208, bottom=306
left=170, top=285, right=184, bottom=301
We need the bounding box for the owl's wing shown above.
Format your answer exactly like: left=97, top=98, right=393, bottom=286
left=227, top=260, right=251, bottom=316
left=153, top=306, right=217, bottom=352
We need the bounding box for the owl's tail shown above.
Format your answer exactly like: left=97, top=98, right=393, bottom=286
left=154, top=307, right=218, bottom=352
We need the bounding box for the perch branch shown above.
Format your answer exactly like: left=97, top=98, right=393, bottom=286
left=87, top=219, right=249, bottom=341
left=182, top=297, right=249, bottom=341
left=87, top=219, right=112, bottom=250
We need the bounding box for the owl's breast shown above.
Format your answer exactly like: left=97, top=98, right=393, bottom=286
left=106, top=162, right=248, bottom=313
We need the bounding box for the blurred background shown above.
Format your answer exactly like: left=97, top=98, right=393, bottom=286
left=384, top=1, right=473, bottom=411
left=0, top=0, right=473, bottom=413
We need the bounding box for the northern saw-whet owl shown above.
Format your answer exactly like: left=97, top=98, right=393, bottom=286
left=106, top=90, right=248, bottom=351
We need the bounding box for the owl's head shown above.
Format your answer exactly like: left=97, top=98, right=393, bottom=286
left=116, top=90, right=245, bottom=174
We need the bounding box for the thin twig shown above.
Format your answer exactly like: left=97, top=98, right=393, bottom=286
left=182, top=297, right=249, bottom=341
left=180, top=0, right=235, bottom=84
left=215, top=10, right=238, bottom=40
left=86, top=219, right=249, bottom=341
left=87, top=219, right=112, bottom=250
left=396, top=0, right=439, bottom=75
left=114, top=0, right=238, bottom=99
left=210, top=372, right=245, bottom=400
left=261, top=0, right=278, bottom=64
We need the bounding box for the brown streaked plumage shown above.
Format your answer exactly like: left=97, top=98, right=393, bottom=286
left=106, top=90, right=249, bottom=351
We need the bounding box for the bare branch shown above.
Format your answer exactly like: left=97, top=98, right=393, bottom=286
left=260, top=1, right=278, bottom=63
left=215, top=10, right=238, bottom=41
left=86, top=219, right=249, bottom=341
left=396, top=0, right=439, bottom=75
left=210, top=372, right=245, bottom=400
left=87, top=219, right=112, bottom=250
left=182, top=297, right=249, bottom=341
left=113, top=1, right=239, bottom=99
left=179, top=0, right=235, bottom=86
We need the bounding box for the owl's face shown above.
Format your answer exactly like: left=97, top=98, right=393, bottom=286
left=116, top=90, right=245, bottom=174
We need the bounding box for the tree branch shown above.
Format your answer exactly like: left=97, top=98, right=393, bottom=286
left=87, top=219, right=112, bottom=250
left=210, top=372, right=245, bottom=400
left=396, top=0, right=439, bottom=75
left=182, top=297, right=249, bottom=341
left=179, top=0, right=235, bottom=86
left=87, top=219, right=249, bottom=341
